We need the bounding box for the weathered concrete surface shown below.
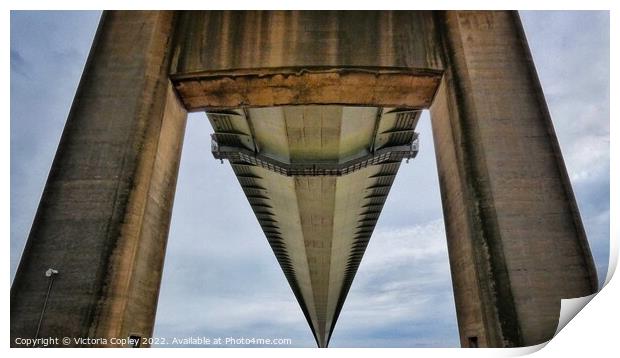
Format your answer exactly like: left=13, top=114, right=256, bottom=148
left=10, top=11, right=187, bottom=347
left=169, top=10, right=444, bottom=112
left=170, top=11, right=442, bottom=73
left=172, top=67, right=442, bottom=111
left=430, top=11, right=598, bottom=347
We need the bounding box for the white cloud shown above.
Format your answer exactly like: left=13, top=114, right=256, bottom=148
left=331, top=219, right=459, bottom=347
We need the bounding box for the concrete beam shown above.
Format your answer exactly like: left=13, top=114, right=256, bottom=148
left=170, top=11, right=443, bottom=74
left=172, top=67, right=442, bottom=111
left=169, top=10, right=444, bottom=112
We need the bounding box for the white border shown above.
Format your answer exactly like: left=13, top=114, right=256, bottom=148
left=3, top=1, right=617, bottom=357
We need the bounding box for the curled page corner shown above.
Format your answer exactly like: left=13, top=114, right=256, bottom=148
left=509, top=341, right=549, bottom=356
left=486, top=294, right=597, bottom=357
left=554, top=292, right=597, bottom=337
left=514, top=293, right=598, bottom=355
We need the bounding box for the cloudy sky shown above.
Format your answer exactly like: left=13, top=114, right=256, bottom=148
left=10, top=11, right=609, bottom=348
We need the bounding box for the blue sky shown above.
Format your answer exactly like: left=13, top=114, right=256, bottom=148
left=10, top=11, right=610, bottom=348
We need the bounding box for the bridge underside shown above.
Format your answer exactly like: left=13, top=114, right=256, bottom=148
left=208, top=106, right=420, bottom=346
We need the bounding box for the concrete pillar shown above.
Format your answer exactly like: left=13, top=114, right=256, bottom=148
left=10, top=11, right=187, bottom=347
left=430, top=11, right=598, bottom=347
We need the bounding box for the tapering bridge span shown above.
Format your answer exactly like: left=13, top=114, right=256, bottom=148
left=208, top=105, right=421, bottom=346
left=11, top=11, right=597, bottom=348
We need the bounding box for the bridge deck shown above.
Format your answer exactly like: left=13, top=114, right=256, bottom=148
left=209, top=105, right=420, bottom=347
